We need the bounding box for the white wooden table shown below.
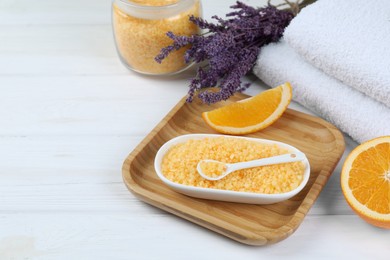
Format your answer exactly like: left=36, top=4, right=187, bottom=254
left=1, top=0, right=389, bottom=259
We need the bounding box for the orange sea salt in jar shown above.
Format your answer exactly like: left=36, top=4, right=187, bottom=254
left=112, top=0, right=202, bottom=75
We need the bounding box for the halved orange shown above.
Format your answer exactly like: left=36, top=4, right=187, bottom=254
left=202, top=83, right=292, bottom=135
left=341, top=136, right=390, bottom=228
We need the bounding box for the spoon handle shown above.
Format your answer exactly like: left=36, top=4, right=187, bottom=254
left=228, top=152, right=305, bottom=173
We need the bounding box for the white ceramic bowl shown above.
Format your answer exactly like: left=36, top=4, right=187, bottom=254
left=154, top=134, right=310, bottom=204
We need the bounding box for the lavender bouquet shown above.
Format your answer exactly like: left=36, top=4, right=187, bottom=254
left=156, top=1, right=308, bottom=104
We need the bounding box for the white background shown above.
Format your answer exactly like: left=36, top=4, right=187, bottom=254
left=0, top=0, right=389, bottom=259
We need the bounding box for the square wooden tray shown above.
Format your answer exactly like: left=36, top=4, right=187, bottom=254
left=122, top=94, right=345, bottom=246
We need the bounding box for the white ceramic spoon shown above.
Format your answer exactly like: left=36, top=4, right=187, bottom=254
left=197, top=152, right=306, bottom=181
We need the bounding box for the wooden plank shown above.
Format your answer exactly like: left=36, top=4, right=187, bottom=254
left=0, top=25, right=124, bottom=76
left=0, top=76, right=189, bottom=135
left=0, top=214, right=388, bottom=259
left=0, top=0, right=269, bottom=25
left=0, top=135, right=351, bottom=215
left=0, top=0, right=111, bottom=25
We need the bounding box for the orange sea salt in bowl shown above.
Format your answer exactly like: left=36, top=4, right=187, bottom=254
left=154, top=134, right=310, bottom=204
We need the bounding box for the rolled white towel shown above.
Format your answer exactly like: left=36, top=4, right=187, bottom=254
left=253, top=41, right=390, bottom=143
left=283, top=0, right=390, bottom=107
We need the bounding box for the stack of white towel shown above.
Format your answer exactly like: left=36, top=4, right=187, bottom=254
left=253, top=0, right=390, bottom=143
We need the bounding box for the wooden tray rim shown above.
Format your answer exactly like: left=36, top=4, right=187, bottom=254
left=122, top=96, right=345, bottom=245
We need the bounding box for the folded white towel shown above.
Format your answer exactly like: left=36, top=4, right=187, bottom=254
left=253, top=41, right=390, bottom=143
left=284, top=0, right=390, bottom=107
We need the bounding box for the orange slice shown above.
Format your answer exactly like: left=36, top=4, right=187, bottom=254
left=202, top=83, right=292, bottom=135
left=341, top=136, right=390, bottom=228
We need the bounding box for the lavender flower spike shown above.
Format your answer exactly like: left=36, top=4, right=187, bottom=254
left=156, top=1, right=294, bottom=103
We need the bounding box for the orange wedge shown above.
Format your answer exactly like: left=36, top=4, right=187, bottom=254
left=341, top=136, right=390, bottom=228
left=202, top=83, right=292, bottom=135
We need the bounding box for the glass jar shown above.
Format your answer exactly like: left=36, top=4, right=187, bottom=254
left=112, top=0, right=202, bottom=75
